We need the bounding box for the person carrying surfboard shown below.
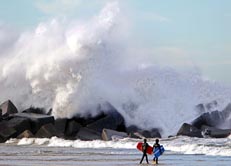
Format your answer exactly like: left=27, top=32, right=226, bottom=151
left=139, top=139, right=149, bottom=164
left=152, top=139, right=162, bottom=164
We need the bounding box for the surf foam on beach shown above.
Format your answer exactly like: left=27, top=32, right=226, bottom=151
left=5, top=136, right=231, bottom=157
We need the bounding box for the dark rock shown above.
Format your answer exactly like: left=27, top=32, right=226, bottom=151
left=126, top=125, right=139, bottom=133
left=191, top=110, right=225, bottom=129
left=201, top=125, right=231, bottom=138
left=0, top=116, right=31, bottom=141
left=0, top=100, right=18, bottom=117
left=0, top=127, right=17, bottom=143
left=131, top=130, right=161, bottom=139
left=126, top=126, right=144, bottom=138
left=192, top=103, right=231, bottom=130
left=195, top=101, right=218, bottom=113
left=102, top=128, right=128, bottom=141
left=47, top=108, right=52, bottom=115
left=126, top=125, right=161, bottom=138
left=74, top=112, right=106, bottom=126
left=35, top=123, right=61, bottom=138
left=86, top=115, right=119, bottom=132
left=22, top=106, right=46, bottom=114
left=54, top=118, right=67, bottom=134
left=129, top=132, right=144, bottom=139
left=76, top=127, right=102, bottom=140
left=86, top=106, right=125, bottom=133
left=6, top=117, right=31, bottom=136
left=142, top=129, right=161, bottom=138
left=11, top=113, right=54, bottom=134
left=17, top=130, right=34, bottom=139
left=177, top=123, right=203, bottom=138
left=65, top=120, right=82, bottom=137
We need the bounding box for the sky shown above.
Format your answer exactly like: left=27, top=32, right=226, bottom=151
left=0, top=0, right=231, bottom=84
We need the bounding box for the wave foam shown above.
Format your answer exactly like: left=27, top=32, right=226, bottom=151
left=5, top=136, right=231, bottom=156
left=0, top=2, right=231, bottom=136
left=163, top=136, right=231, bottom=156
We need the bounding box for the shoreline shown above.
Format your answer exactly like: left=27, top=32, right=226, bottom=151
left=0, top=143, right=230, bottom=166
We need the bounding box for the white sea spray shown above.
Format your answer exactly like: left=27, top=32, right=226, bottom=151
left=0, top=2, right=231, bottom=136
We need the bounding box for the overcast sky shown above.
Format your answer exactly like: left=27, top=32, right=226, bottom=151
left=0, top=0, right=230, bottom=84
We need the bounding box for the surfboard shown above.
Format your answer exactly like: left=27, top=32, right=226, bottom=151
left=136, top=142, right=153, bottom=155
left=153, top=145, right=165, bottom=158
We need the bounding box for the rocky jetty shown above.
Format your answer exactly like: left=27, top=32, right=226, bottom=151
left=0, top=100, right=161, bottom=142
left=177, top=101, right=231, bottom=138
left=1, top=99, right=230, bottom=142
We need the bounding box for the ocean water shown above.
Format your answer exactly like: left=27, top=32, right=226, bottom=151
left=0, top=136, right=230, bottom=166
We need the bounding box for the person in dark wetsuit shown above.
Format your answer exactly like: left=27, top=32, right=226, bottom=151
left=153, top=139, right=161, bottom=164
left=139, top=139, right=149, bottom=164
